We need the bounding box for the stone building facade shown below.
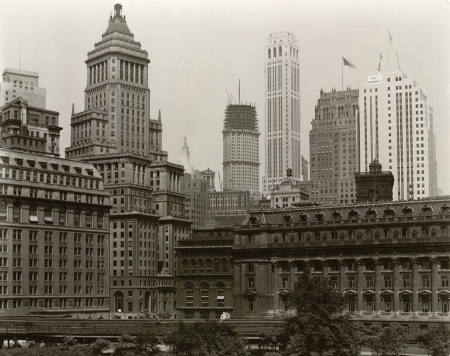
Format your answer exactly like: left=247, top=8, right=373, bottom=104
left=355, top=160, right=394, bottom=203
left=232, top=198, right=450, bottom=319
left=0, top=148, right=110, bottom=317
left=175, top=227, right=234, bottom=319
left=309, top=88, right=359, bottom=205
left=65, top=4, right=190, bottom=319
left=0, top=98, right=61, bottom=157
left=0, top=68, right=46, bottom=109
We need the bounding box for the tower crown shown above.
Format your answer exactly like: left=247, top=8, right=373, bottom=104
left=104, top=3, right=132, bottom=36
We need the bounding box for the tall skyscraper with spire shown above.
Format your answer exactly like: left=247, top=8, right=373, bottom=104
left=66, top=4, right=189, bottom=318
left=262, top=32, right=302, bottom=195
left=359, top=33, right=438, bottom=200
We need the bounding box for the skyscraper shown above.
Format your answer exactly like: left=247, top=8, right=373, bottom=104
left=359, top=72, right=438, bottom=200
left=222, top=103, right=259, bottom=195
left=66, top=4, right=189, bottom=318
left=263, top=32, right=301, bottom=194
left=310, top=88, right=359, bottom=205
left=0, top=68, right=46, bottom=109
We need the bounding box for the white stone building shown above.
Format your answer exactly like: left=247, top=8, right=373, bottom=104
left=359, top=71, right=438, bottom=200
left=263, top=32, right=302, bottom=194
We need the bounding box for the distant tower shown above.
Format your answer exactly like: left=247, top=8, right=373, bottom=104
left=222, top=102, right=260, bottom=195
left=310, top=88, right=359, bottom=205
left=0, top=68, right=46, bottom=108
left=263, top=32, right=301, bottom=194
left=180, top=137, right=194, bottom=174
left=359, top=35, right=438, bottom=199
left=355, top=160, right=394, bottom=203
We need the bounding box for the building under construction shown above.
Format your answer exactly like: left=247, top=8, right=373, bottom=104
left=222, top=102, right=260, bottom=196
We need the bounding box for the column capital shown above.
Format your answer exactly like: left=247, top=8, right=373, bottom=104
left=431, top=256, right=440, bottom=264
left=392, top=257, right=402, bottom=265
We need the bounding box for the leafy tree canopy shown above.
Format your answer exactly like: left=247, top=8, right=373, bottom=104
left=165, top=321, right=248, bottom=356
left=277, top=273, right=361, bottom=356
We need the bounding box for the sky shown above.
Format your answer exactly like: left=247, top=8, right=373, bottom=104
left=0, top=0, right=449, bottom=194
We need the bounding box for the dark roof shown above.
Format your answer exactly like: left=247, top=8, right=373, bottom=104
left=223, top=104, right=258, bottom=131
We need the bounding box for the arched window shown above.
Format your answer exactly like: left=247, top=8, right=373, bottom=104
left=315, top=213, right=325, bottom=223
left=348, top=210, right=358, bottom=220
left=332, top=211, right=342, bottom=221
left=182, top=259, right=189, bottom=274
left=299, top=213, right=309, bottom=223
left=200, top=282, right=209, bottom=307
left=198, top=259, right=204, bottom=273
left=205, top=259, right=212, bottom=273
left=190, top=259, right=196, bottom=274
left=216, top=282, right=225, bottom=307
left=383, top=208, right=395, bottom=218
left=214, top=259, right=220, bottom=273
left=185, top=283, right=194, bottom=307
left=114, top=291, right=123, bottom=312
left=366, top=208, right=377, bottom=219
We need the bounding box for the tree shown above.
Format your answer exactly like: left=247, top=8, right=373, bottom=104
left=277, top=273, right=361, bottom=356
left=90, top=338, right=110, bottom=356
left=418, top=324, right=450, bottom=356
left=113, top=333, right=158, bottom=356
left=363, top=325, right=408, bottom=356
left=165, top=321, right=248, bottom=356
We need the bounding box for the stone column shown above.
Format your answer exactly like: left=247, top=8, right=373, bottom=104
left=411, top=258, right=419, bottom=313
left=339, top=260, right=346, bottom=294
left=374, top=259, right=381, bottom=312
left=356, top=260, right=363, bottom=312
left=322, top=260, right=329, bottom=280
left=289, top=261, right=296, bottom=291
left=432, top=257, right=439, bottom=313
left=393, top=258, right=401, bottom=313
left=272, top=262, right=279, bottom=311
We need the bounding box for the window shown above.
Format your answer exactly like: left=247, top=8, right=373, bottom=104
left=247, top=278, right=255, bottom=289
left=185, top=283, right=194, bottom=307
left=13, top=203, right=20, bottom=223
left=442, top=276, right=449, bottom=288
left=59, top=209, right=66, bottom=225
left=216, top=282, right=225, bottom=307
left=200, top=283, right=209, bottom=307
left=29, top=205, right=38, bottom=223
left=73, top=210, right=80, bottom=227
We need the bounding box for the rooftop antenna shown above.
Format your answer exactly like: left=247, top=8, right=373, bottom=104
left=19, top=37, right=22, bottom=70
left=238, top=79, right=241, bottom=104
left=396, top=50, right=402, bottom=72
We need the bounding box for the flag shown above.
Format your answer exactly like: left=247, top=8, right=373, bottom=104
left=388, top=29, right=393, bottom=45
left=342, top=57, right=356, bottom=69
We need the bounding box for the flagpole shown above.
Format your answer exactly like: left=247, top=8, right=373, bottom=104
left=341, top=59, right=343, bottom=91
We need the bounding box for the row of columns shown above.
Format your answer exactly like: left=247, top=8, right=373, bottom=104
left=119, top=60, right=144, bottom=84
left=271, top=257, right=446, bottom=313
left=89, top=61, right=108, bottom=85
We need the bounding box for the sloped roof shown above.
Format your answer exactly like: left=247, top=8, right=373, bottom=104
left=103, top=4, right=132, bottom=36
